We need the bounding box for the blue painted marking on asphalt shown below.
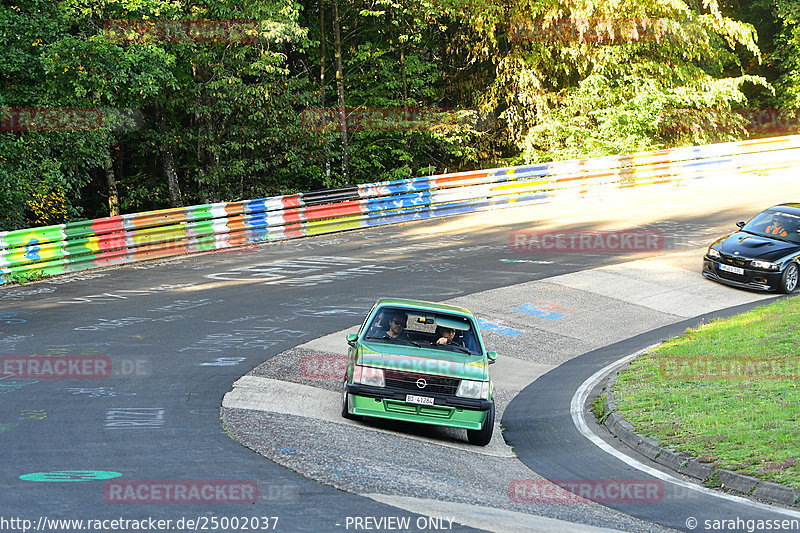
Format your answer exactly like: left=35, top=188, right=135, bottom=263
left=0, top=381, right=40, bottom=394
left=513, top=303, right=567, bottom=321
left=477, top=319, right=524, bottom=337
left=0, top=312, right=26, bottom=325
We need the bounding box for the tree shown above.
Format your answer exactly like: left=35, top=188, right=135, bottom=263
left=772, top=0, right=800, bottom=108
left=1, top=0, right=167, bottom=227
left=434, top=0, right=770, bottom=161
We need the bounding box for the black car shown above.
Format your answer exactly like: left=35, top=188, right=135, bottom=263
left=703, top=204, right=800, bottom=293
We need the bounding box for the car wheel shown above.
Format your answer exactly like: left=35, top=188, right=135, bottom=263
left=467, top=401, right=494, bottom=446
left=341, top=378, right=359, bottom=420
left=780, top=263, right=799, bottom=294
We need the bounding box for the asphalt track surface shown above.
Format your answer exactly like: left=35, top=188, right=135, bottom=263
left=1, top=171, right=799, bottom=532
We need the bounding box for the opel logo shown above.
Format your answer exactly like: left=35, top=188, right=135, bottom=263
left=416, top=378, right=427, bottom=389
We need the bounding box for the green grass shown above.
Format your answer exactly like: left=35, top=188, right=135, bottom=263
left=613, top=296, right=800, bottom=487
left=591, top=392, right=609, bottom=422
left=2, top=269, right=49, bottom=284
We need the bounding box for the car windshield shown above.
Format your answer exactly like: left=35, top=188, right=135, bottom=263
left=364, top=307, right=481, bottom=355
left=742, top=210, right=800, bottom=244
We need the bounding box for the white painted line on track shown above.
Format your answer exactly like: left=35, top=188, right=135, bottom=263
left=571, top=347, right=800, bottom=518
left=363, top=493, right=625, bottom=533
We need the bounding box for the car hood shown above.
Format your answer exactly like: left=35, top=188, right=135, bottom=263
left=357, top=341, right=488, bottom=381
left=714, top=231, right=800, bottom=262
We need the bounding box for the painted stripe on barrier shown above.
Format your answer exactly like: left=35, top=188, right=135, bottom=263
left=1, top=135, right=798, bottom=284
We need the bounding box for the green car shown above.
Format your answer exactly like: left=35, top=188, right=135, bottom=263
left=341, top=298, right=497, bottom=446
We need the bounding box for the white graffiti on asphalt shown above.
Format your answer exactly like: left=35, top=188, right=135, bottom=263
left=205, top=256, right=402, bottom=286
left=179, top=327, right=308, bottom=353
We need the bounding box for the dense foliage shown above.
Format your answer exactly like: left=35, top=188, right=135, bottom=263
left=1, top=0, right=798, bottom=230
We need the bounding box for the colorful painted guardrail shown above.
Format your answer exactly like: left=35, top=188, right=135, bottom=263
left=2, top=134, right=799, bottom=284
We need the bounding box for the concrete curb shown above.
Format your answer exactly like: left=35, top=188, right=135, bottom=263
left=599, top=367, right=800, bottom=508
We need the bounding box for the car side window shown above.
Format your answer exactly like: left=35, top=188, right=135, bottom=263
left=461, top=328, right=479, bottom=354
left=366, top=311, right=388, bottom=337
left=783, top=218, right=800, bottom=242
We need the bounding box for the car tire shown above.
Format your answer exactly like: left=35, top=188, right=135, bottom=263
left=341, top=378, right=359, bottom=420
left=467, top=401, right=494, bottom=446
left=779, top=263, right=799, bottom=294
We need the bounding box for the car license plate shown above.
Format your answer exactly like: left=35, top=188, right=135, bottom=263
left=719, top=264, right=745, bottom=275
left=405, top=394, right=434, bottom=406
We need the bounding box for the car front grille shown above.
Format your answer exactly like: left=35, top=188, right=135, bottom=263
left=719, top=253, right=748, bottom=267
left=383, top=370, right=459, bottom=396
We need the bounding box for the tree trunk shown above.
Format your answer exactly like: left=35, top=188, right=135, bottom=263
left=105, top=150, right=120, bottom=216
left=163, top=147, right=183, bottom=208
left=333, top=0, right=350, bottom=185
left=196, top=111, right=210, bottom=204
left=320, top=0, right=331, bottom=180
left=210, top=149, right=220, bottom=203
left=401, top=39, right=409, bottom=116
left=157, top=115, right=183, bottom=207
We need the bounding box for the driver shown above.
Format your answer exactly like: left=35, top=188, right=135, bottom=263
left=435, top=326, right=457, bottom=345
left=383, top=311, right=411, bottom=340
left=765, top=213, right=789, bottom=237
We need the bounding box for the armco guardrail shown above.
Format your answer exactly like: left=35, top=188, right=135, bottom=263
left=2, top=135, right=799, bottom=284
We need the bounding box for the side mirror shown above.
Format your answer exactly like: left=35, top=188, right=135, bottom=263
left=737, top=221, right=745, bottom=228
left=346, top=333, right=358, bottom=346
left=486, top=351, right=498, bottom=364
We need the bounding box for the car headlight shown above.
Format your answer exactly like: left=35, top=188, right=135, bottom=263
left=457, top=380, right=489, bottom=399
left=353, top=365, right=384, bottom=387
left=707, top=248, right=721, bottom=259
left=751, top=260, right=779, bottom=270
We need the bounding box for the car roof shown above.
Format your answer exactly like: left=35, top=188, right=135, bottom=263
left=770, top=203, right=800, bottom=216
left=372, top=298, right=475, bottom=317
